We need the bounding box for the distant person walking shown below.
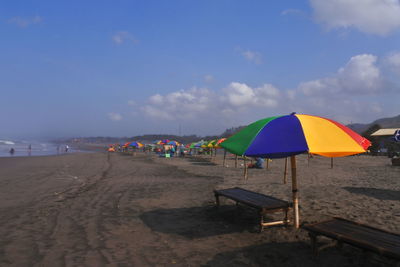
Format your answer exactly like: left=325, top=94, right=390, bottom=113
left=28, top=144, right=32, bottom=156
left=9, top=148, right=15, bottom=156
left=65, top=145, right=69, bottom=153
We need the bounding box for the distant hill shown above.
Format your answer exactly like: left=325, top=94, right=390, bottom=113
left=347, top=114, right=400, bottom=133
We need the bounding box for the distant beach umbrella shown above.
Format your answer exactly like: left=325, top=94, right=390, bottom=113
left=215, top=138, right=227, bottom=148
left=129, top=141, right=143, bottom=148
left=201, top=140, right=210, bottom=148
left=221, top=113, right=371, bottom=228
left=194, top=140, right=205, bottom=148
left=122, top=142, right=131, bottom=148
left=207, top=140, right=217, bottom=148
left=167, top=141, right=180, bottom=146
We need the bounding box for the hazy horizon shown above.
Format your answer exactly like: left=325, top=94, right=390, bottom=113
left=1, top=1, right=400, bottom=140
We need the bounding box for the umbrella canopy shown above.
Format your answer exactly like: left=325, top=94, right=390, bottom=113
left=221, top=113, right=370, bottom=158
left=167, top=140, right=180, bottom=146
left=194, top=140, right=206, bottom=148
left=221, top=113, right=371, bottom=228
left=122, top=142, right=131, bottom=148
left=201, top=140, right=210, bottom=148
left=129, top=141, right=143, bottom=148
left=215, top=138, right=227, bottom=148
left=187, top=142, right=196, bottom=149
left=207, top=140, right=217, bottom=148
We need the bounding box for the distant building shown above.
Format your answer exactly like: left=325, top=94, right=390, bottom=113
left=370, top=128, right=400, bottom=157
left=371, top=128, right=400, bottom=136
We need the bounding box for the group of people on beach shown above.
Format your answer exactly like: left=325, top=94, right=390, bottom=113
left=9, top=144, right=32, bottom=156
left=8, top=144, right=70, bottom=156
left=8, top=144, right=30, bottom=156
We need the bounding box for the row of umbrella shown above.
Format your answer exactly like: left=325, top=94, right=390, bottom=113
left=117, top=138, right=227, bottom=151
left=185, top=138, right=227, bottom=149
left=220, top=113, right=371, bottom=228
left=154, top=140, right=180, bottom=146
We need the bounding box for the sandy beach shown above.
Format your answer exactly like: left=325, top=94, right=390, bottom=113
left=0, top=151, right=399, bottom=266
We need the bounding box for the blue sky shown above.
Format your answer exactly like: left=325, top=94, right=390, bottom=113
left=1, top=0, right=400, bottom=139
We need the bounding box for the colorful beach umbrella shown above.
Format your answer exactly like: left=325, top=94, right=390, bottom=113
left=122, top=142, right=131, bottom=148
left=188, top=142, right=197, bottom=149
left=215, top=138, right=227, bottom=148
left=221, top=113, right=370, bottom=158
left=167, top=140, right=180, bottom=146
left=201, top=140, right=210, bottom=148
left=194, top=140, right=206, bottom=148
left=129, top=141, right=143, bottom=148
left=207, top=140, right=217, bottom=148
left=221, top=113, right=371, bottom=228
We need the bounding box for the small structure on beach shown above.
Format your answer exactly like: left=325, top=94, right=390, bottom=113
left=371, top=128, right=400, bottom=158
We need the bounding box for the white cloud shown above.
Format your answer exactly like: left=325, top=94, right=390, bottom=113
left=108, top=112, right=122, bottom=121
left=204, top=75, right=214, bottom=83
left=112, top=31, right=138, bottom=45
left=131, top=54, right=398, bottom=133
left=8, top=16, right=42, bottom=28
left=223, top=82, right=255, bottom=106
left=292, top=53, right=397, bottom=124
left=222, top=82, right=280, bottom=108
left=287, top=90, right=296, bottom=100
left=141, top=87, right=217, bottom=120
left=310, top=0, right=400, bottom=35
left=242, top=50, right=263, bottom=64
left=148, top=94, right=164, bottom=105
left=299, top=54, right=382, bottom=96
left=338, top=54, right=381, bottom=93
left=385, top=52, right=400, bottom=74
left=128, top=100, right=136, bottom=106
left=139, top=82, right=281, bottom=122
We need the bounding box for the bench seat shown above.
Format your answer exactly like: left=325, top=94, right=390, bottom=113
left=303, top=217, right=400, bottom=261
left=214, top=187, right=290, bottom=231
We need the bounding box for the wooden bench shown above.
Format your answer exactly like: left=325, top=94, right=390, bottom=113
left=303, top=217, right=400, bottom=261
left=214, top=187, right=290, bottom=232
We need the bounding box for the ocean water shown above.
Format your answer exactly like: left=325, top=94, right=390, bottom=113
left=0, top=139, right=76, bottom=157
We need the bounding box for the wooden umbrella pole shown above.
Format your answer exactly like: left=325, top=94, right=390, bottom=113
left=283, top=157, right=288, bottom=184
left=266, top=158, right=269, bottom=169
left=244, top=157, right=248, bottom=180
left=223, top=150, right=227, bottom=167
left=331, top=157, right=333, bottom=169
left=235, top=155, right=238, bottom=168
left=291, top=155, right=300, bottom=228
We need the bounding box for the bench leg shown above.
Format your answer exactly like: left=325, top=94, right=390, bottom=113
left=215, top=194, right=220, bottom=207
left=336, top=240, right=343, bottom=250
left=284, top=209, right=289, bottom=225
left=259, top=212, right=264, bottom=232
left=308, top=233, right=318, bottom=257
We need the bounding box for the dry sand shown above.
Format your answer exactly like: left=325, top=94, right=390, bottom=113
left=0, top=151, right=399, bottom=266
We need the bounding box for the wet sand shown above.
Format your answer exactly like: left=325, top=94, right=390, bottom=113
left=0, top=151, right=399, bottom=266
